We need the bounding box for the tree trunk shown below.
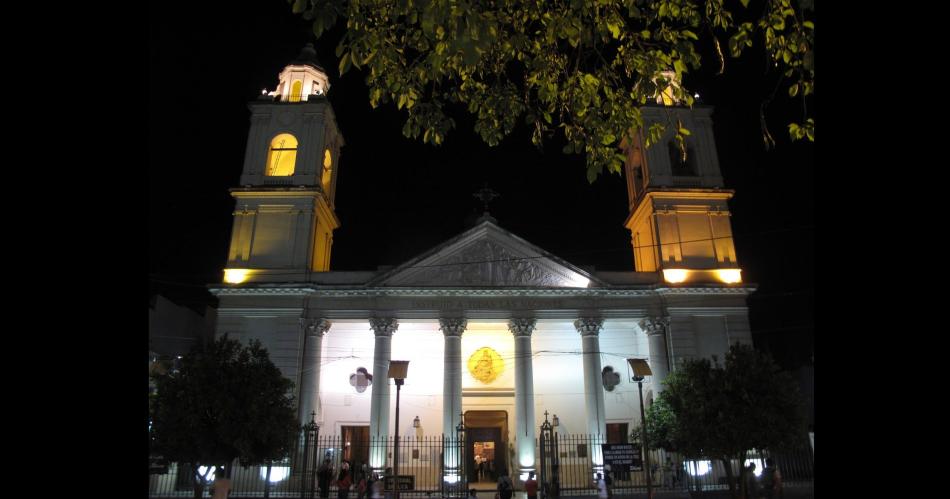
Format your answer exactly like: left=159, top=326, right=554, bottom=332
left=721, top=458, right=736, bottom=499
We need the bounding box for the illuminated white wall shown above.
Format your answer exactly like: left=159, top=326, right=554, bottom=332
left=530, top=321, right=586, bottom=433
left=389, top=321, right=446, bottom=437
left=318, top=321, right=376, bottom=430
left=600, top=320, right=652, bottom=430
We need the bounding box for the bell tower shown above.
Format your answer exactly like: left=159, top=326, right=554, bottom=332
left=621, top=80, right=742, bottom=285
left=223, top=44, right=344, bottom=284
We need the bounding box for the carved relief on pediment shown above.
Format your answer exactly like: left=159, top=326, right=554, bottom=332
left=389, top=240, right=569, bottom=287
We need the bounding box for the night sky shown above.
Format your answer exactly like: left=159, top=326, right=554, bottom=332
left=149, top=1, right=813, bottom=370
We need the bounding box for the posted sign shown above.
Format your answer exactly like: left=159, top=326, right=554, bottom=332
left=601, top=443, right=643, bottom=471
left=384, top=475, right=415, bottom=491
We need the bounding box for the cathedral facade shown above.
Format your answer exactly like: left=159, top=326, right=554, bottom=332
left=210, top=45, right=754, bottom=485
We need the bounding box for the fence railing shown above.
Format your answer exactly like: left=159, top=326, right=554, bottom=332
left=150, top=433, right=812, bottom=497
left=149, top=433, right=467, bottom=498
left=537, top=433, right=814, bottom=495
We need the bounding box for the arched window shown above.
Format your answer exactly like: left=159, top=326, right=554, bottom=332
left=668, top=141, right=698, bottom=176
left=321, top=149, right=333, bottom=192
left=290, top=80, right=303, bottom=102
left=265, top=134, right=298, bottom=176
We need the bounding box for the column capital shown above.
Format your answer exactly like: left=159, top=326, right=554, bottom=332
left=508, top=318, right=537, bottom=337
left=439, top=318, right=468, bottom=337
left=301, top=318, right=332, bottom=336
left=369, top=317, right=399, bottom=336
left=573, top=318, right=604, bottom=337
left=639, top=316, right=671, bottom=336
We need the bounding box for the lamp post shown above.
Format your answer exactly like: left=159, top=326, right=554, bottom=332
left=627, top=358, right=653, bottom=499
left=388, top=360, right=410, bottom=499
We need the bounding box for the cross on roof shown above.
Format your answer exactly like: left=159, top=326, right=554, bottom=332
left=473, top=184, right=500, bottom=212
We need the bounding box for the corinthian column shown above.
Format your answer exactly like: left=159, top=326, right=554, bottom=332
left=639, top=317, right=671, bottom=394
left=574, top=318, right=606, bottom=472
left=508, top=318, right=537, bottom=480
left=369, top=317, right=398, bottom=470
left=439, top=318, right=467, bottom=477
left=298, top=318, right=332, bottom=425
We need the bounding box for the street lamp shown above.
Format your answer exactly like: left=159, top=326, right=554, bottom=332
left=388, top=360, right=410, bottom=499
left=627, top=358, right=653, bottom=499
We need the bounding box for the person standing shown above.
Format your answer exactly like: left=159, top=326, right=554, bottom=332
left=760, top=458, right=783, bottom=499
left=594, top=472, right=608, bottom=499
left=336, top=461, right=353, bottom=499
left=525, top=472, right=538, bottom=499
left=318, top=459, right=334, bottom=499
left=497, top=471, right=514, bottom=499
left=740, top=462, right=759, bottom=499
left=210, top=467, right=232, bottom=499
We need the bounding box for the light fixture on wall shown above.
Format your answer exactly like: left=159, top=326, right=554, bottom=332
left=413, top=416, right=420, bottom=429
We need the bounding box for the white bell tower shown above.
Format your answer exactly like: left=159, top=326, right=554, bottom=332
left=621, top=78, right=742, bottom=285
left=223, top=44, right=344, bottom=284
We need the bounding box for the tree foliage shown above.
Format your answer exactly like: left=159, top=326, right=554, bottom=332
left=291, top=0, right=814, bottom=181
left=641, top=343, right=806, bottom=498
left=149, top=335, right=299, bottom=498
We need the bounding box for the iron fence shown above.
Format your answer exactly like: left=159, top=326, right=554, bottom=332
left=149, top=433, right=467, bottom=498
left=536, top=433, right=814, bottom=496
left=150, top=432, right=812, bottom=497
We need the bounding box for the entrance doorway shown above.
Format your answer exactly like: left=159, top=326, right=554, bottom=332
left=464, top=410, right=508, bottom=486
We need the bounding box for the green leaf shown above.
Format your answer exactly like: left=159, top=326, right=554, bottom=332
left=788, top=83, right=799, bottom=97
left=338, top=53, right=352, bottom=75
left=739, top=0, right=750, bottom=7
left=292, top=0, right=307, bottom=14
left=803, top=21, right=815, bottom=30
left=601, top=133, right=616, bottom=145
left=608, top=22, right=621, bottom=39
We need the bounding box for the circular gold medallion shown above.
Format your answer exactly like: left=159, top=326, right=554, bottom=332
left=468, top=347, right=504, bottom=384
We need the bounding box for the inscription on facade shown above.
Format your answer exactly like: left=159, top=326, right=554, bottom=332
left=409, top=299, right=564, bottom=310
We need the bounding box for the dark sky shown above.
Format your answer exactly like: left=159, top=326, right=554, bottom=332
left=149, top=1, right=813, bottom=369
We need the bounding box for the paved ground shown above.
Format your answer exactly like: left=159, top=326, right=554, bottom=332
left=466, top=488, right=814, bottom=499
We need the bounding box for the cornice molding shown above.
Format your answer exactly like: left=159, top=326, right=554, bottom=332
left=211, top=286, right=754, bottom=299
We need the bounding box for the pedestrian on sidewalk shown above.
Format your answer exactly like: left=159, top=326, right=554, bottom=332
left=497, top=470, right=514, bottom=499
left=210, top=467, right=231, bottom=499
left=525, top=471, right=538, bottom=499
left=740, top=462, right=759, bottom=499
left=594, top=472, right=608, bottom=499
left=760, top=458, right=783, bottom=499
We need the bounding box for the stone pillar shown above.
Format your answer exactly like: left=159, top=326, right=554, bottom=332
left=439, top=318, right=467, bottom=477
left=639, top=317, right=671, bottom=394
left=369, top=318, right=398, bottom=470
left=574, top=318, right=606, bottom=472
left=298, top=318, right=332, bottom=425
left=509, top=318, right=537, bottom=480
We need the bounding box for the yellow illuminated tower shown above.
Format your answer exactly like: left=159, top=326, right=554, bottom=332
left=222, top=44, right=343, bottom=284
left=621, top=82, right=742, bottom=285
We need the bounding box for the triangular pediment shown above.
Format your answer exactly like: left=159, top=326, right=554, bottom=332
left=371, top=220, right=602, bottom=288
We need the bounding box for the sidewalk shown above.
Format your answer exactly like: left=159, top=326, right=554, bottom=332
left=469, top=488, right=814, bottom=499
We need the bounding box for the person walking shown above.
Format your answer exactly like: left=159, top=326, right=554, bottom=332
left=318, top=459, right=334, bottom=499
left=210, top=467, right=231, bottom=499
